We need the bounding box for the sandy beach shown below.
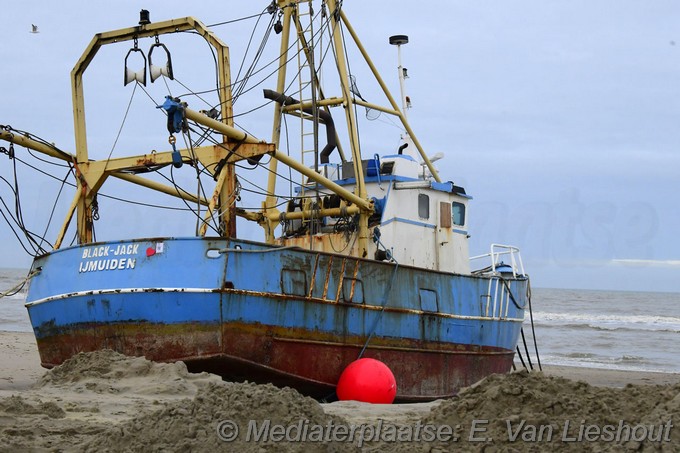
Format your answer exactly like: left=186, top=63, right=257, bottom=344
left=1, top=330, right=678, bottom=451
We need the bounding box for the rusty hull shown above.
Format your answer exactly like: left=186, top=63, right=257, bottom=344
left=26, top=237, right=526, bottom=402
left=34, top=316, right=514, bottom=402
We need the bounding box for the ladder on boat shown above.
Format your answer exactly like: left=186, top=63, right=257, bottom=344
left=295, top=0, right=319, bottom=189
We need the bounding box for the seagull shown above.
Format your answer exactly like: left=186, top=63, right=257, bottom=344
left=30, top=24, right=39, bottom=33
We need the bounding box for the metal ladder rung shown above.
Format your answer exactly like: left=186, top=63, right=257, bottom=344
left=295, top=0, right=318, bottom=186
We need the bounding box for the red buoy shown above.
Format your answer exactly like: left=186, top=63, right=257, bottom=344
left=336, top=358, right=397, bottom=404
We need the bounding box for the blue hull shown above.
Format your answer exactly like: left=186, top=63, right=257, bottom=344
left=25, top=237, right=527, bottom=401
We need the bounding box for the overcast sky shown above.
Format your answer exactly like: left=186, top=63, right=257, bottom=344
left=1, top=1, right=679, bottom=292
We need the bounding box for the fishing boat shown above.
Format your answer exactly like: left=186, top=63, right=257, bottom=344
left=0, top=2, right=533, bottom=401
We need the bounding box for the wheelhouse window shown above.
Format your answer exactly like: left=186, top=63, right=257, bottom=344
left=418, top=194, right=429, bottom=219
left=452, top=202, right=465, bottom=226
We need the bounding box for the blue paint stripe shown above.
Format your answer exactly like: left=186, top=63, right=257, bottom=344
left=28, top=292, right=221, bottom=328
left=381, top=217, right=436, bottom=229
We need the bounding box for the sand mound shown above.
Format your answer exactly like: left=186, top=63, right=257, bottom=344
left=86, top=381, right=356, bottom=452
left=424, top=370, right=679, bottom=452
left=1, top=350, right=225, bottom=451
left=38, top=349, right=221, bottom=396
left=1, top=350, right=677, bottom=452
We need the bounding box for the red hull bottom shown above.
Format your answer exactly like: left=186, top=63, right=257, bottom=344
left=35, top=322, right=515, bottom=402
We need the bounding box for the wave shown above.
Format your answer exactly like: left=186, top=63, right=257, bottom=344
left=562, top=352, right=599, bottom=359
left=533, top=322, right=680, bottom=334
left=530, top=311, right=680, bottom=332
left=616, top=354, right=646, bottom=363
left=539, top=353, right=671, bottom=373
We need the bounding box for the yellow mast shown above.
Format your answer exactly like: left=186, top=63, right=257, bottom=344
left=325, top=0, right=371, bottom=257
left=69, top=17, right=237, bottom=243
left=263, top=3, right=294, bottom=243
left=0, top=5, right=442, bottom=260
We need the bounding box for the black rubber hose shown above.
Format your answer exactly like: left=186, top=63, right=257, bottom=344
left=263, top=89, right=337, bottom=163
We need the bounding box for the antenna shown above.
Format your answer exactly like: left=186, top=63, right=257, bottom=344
left=420, top=152, right=444, bottom=180
left=389, top=35, right=410, bottom=121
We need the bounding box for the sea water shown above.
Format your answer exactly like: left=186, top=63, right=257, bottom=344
left=0, top=268, right=32, bottom=332
left=1, top=268, right=678, bottom=373
left=526, top=287, right=680, bottom=373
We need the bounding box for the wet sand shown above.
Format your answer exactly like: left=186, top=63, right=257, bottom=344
left=0, top=331, right=45, bottom=390
left=1, top=330, right=678, bottom=451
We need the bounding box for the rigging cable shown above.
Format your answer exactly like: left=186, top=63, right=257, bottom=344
left=0, top=207, right=39, bottom=256
left=0, top=147, right=51, bottom=254
left=181, top=130, right=204, bottom=234
left=198, top=4, right=328, bottom=118
left=180, top=5, right=271, bottom=112
left=11, top=152, right=195, bottom=212
left=105, top=81, right=139, bottom=166
left=177, top=6, right=339, bottom=224
left=2, top=142, right=202, bottom=260
left=231, top=7, right=276, bottom=105
left=160, top=167, right=221, bottom=236
left=177, top=6, right=277, bottom=115
left=1, top=125, right=73, bottom=162
left=207, top=10, right=270, bottom=28
left=185, top=119, right=307, bottom=190
left=338, top=8, right=364, bottom=185
left=37, top=166, right=74, bottom=252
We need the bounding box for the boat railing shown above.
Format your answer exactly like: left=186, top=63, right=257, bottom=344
left=470, top=243, right=526, bottom=278
left=480, top=277, right=513, bottom=320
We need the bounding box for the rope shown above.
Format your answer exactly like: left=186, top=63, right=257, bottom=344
left=515, top=345, right=527, bottom=369
left=504, top=275, right=543, bottom=372
left=520, top=327, right=534, bottom=370
left=500, top=277, right=526, bottom=309
left=357, top=262, right=399, bottom=359
left=526, top=278, right=542, bottom=371
left=357, top=231, right=399, bottom=359
left=319, top=256, right=399, bottom=403
left=0, top=268, right=40, bottom=299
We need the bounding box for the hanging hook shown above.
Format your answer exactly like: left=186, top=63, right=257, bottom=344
left=168, top=135, right=183, bottom=168
left=274, top=9, right=284, bottom=34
